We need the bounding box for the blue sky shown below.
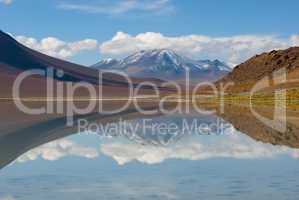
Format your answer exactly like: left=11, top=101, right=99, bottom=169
left=1, top=0, right=299, bottom=66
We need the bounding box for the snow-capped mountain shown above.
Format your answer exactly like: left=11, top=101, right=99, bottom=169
left=92, top=49, right=231, bottom=82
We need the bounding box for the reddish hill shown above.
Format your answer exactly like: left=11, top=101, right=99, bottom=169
left=217, top=47, right=299, bottom=93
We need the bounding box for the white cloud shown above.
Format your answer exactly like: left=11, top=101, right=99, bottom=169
left=12, top=31, right=299, bottom=66
left=100, top=32, right=299, bottom=66
left=58, top=0, right=174, bottom=15
left=15, top=35, right=98, bottom=59
left=291, top=35, right=299, bottom=46
left=16, top=139, right=99, bottom=163
left=0, top=196, right=15, bottom=200
left=101, top=131, right=297, bottom=165
left=0, top=0, right=13, bottom=5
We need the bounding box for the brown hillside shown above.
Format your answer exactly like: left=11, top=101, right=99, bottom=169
left=217, top=47, right=299, bottom=93
left=0, top=30, right=173, bottom=98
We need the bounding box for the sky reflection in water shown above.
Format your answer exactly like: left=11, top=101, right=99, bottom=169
left=1, top=114, right=299, bottom=200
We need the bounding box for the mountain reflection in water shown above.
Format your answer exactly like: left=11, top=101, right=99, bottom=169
left=0, top=101, right=299, bottom=200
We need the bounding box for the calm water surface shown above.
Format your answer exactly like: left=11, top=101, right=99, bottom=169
left=0, top=103, right=299, bottom=200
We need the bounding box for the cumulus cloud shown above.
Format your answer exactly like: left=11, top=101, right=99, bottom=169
left=17, top=139, right=99, bottom=163
left=291, top=35, right=299, bottom=46
left=0, top=196, right=15, bottom=200
left=58, top=0, right=174, bottom=15
left=100, top=32, right=299, bottom=66
left=15, top=35, right=98, bottom=59
left=0, top=0, right=13, bottom=5
left=101, top=132, right=297, bottom=165
left=12, top=31, right=299, bottom=66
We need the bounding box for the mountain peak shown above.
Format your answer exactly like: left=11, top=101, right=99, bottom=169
left=129, top=49, right=179, bottom=59
left=138, top=48, right=175, bottom=53
left=92, top=49, right=230, bottom=82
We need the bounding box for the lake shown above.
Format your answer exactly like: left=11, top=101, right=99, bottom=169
left=0, top=101, right=299, bottom=200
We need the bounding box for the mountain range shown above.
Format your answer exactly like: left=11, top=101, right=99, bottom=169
left=92, top=49, right=231, bottom=82
left=1, top=29, right=298, bottom=96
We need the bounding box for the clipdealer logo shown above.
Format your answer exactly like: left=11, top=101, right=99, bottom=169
left=11, top=67, right=290, bottom=134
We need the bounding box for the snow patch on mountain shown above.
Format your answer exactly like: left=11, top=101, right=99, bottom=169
left=92, top=49, right=231, bottom=81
